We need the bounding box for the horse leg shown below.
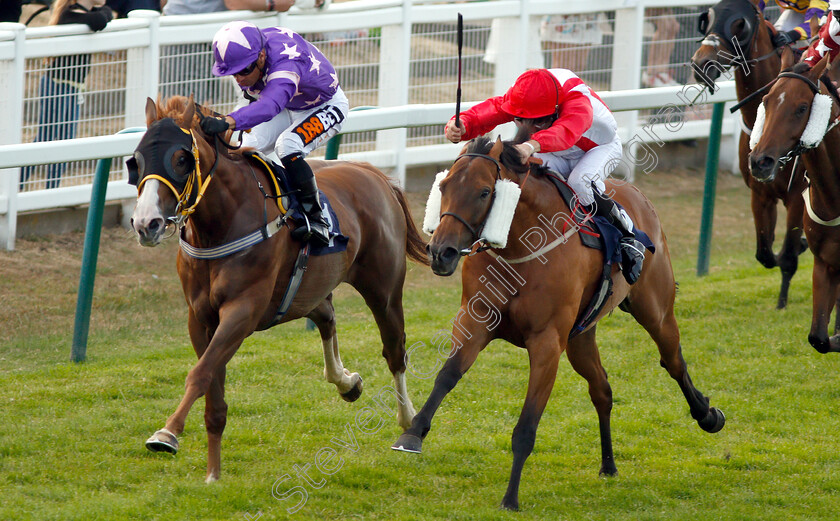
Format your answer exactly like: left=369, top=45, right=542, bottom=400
left=751, top=191, right=778, bottom=270
left=359, top=282, right=416, bottom=430
left=147, top=299, right=261, bottom=459
left=204, top=365, right=227, bottom=483
left=627, top=271, right=725, bottom=433
left=308, top=296, right=363, bottom=400
left=501, top=330, right=562, bottom=511
left=807, top=259, right=840, bottom=353
left=392, top=317, right=492, bottom=453
left=566, top=326, right=615, bottom=476
left=775, top=193, right=806, bottom=309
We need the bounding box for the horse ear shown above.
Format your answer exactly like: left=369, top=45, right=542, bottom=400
left=145, top=97, right=157, bottom=126
left=489, top=135, right=504, bottom=159
left=780, top=45, right=795, bottom=70
left=182, top=94, right=196, bottom=130
left=810, top=53, right=831, bottom=80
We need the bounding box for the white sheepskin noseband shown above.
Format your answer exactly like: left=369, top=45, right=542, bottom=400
left=423, top=170, right=448, bottom=235
left=480, top=179, right=521, bottom=248
left=749, top=102, right=765, bottom=150
left=422, top=171, right=522, bottom=248
left=800, top=93, right=833, bottom=148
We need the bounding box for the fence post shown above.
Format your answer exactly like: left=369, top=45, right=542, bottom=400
left=611, top=5, right=644, bottom=181
left=696, top=102, right=725, bottom=276
left=0, top=22, right=25, bottom=251
left=375, top=0, right=412, bottom=186
left=125, top=10, right=160, bottom=127
left=71, top=127, right=146, bottom=362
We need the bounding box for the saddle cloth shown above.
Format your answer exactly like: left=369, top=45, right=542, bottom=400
left=245, top=151, right=349, bottom=256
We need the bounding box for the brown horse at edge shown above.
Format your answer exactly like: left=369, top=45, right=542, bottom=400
left=691, top=0, right=807, bottom=309
left=749, top=50, right=840, bottom=353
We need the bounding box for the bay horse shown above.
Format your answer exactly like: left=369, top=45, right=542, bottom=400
left=130, top=96, right=427, bottom=482
left=749, top=50, right=840, bottom=353
left=392, top=136, right=726, bottom=510
left=691, top=0, right=807, bottom=309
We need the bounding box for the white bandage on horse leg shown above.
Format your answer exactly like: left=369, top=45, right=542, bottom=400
left=422, top=170, right=448, bottom=236
left=800, top=93, right=833, bottom=148
left=749, top=102, right=765, bottom=151
left=481, top=179, right=522, bottom=248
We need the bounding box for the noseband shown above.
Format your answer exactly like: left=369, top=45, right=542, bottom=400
left=439, top=152, right=503, bottom=255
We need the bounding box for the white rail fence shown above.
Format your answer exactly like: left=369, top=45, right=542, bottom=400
left=0, top=0, right=747, bottom=250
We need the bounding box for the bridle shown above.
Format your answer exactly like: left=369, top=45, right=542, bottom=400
left=136, top=129, right=214, bottom=228
left=439, top=152, right=503, bottom=255
left=769, top=71, right=840, bottom=167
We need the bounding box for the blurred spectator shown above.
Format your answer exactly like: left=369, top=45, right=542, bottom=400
left=1, top=0, right=23, bottom=22
left=159, top=0, right=300, bottom=104
left=642, top=8, right=680, bottom=88
left=105, top=0, right=160, bottom=18
left=21, top=0, right=113, bottom=190
left=539, top=13, right=607, bottom=73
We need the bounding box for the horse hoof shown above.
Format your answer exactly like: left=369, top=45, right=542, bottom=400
left=809, top=334, right=834, bottom=354
left=391, top=433, right=423, bottom=454
left=145, top=428, right=179, bottom=454
left=340, top=375, right=363, bottom=402
left=699, top=407, right=726, bottom=433
left=500, top=498, right=519, bottom=511
left=599, top=466, right=618, bottom=477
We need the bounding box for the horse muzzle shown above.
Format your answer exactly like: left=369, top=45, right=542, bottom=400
left=748, top=152, right=780, bottom=183
left=131, top=215, right=167, bottom=247
left=427, top=242, right=461, bottom=276
left=690, top=53, right=722, bottom=91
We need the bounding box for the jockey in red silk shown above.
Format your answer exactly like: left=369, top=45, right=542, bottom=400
left=201, top=21, right=348, bottom=247
left=760, top=0, right=828, bottom=47
left=443, top=68, right=645, bottom=284
left=804, top=1, right=840, bottom=65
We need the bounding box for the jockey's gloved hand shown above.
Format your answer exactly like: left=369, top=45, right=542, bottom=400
left=201, top=117, right=230, bottom=135
left=772, top=30, right=799, bottom=48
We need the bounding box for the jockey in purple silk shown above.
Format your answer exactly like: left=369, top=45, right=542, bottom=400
left=202, top=21, right=348, bottom=247
left=760, top=0, right=828, bottom=48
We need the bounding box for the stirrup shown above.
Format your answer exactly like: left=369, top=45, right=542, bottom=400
left=619, top=237, right=645, bottom=284
left=291, top=213, right=330, bottom=247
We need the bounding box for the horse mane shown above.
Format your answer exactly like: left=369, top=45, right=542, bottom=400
left=464, top=136, right=532, bottom=176
left=154, top=95, right=246, bottom=160
left=784, top=62, right=812, bottom=74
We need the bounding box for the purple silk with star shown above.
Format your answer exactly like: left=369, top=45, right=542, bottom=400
left=230, top=27, right=340, bottom=130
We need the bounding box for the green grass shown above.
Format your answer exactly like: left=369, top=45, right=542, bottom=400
left=2, top=171, right=840, bottom=520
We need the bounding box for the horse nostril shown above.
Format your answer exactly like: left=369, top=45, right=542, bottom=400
left=440, top=247, right=459, bottom=264
left=147, top=218, right=164, bottom=235
left=757, top=156, right=775, bottom=170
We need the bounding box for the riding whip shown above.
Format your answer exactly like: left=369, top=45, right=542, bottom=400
left=455, top=13, right=463, bottom=129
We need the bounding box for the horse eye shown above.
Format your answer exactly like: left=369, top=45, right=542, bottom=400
left=796, top=104, right=809, bottom=116
left=480, top=188, right=491, bottom=199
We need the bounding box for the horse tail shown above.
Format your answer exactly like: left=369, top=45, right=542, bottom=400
left=390, top=183, right=430, bottom=266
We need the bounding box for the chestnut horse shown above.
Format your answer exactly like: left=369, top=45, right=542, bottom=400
left=130, top=96, right=426, bottom=481
left=749, top=51, right=840, bottom=353
left=392, top=137, right=726, bottom=510
left=691, top=0, right=807, bottom=309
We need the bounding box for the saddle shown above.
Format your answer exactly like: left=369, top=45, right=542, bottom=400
left=541, top=170, right=654, bottom=338
left=243, top=150, right=348, bottom=256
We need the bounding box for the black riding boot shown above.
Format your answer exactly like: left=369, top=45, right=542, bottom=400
left=591, top=190, right=645, bottom=284
left=281, top=153, right=331, bottom=247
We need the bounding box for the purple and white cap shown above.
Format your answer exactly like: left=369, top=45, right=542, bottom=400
left=211, top=21, right=265, bottom=76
